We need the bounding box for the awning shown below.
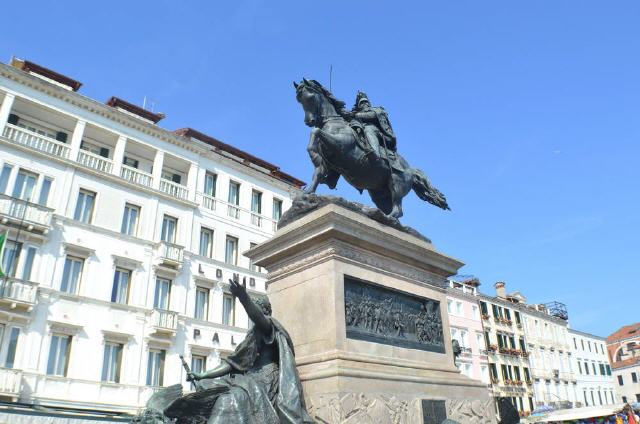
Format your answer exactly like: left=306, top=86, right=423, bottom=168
left=526, top=403, right=626, bottom=422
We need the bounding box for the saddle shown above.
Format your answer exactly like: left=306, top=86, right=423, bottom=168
left=348, top=121, right=401, bottom=171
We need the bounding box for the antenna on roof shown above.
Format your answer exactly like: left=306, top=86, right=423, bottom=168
left=142, top=96, right=147, bottom=110
left=329, top=65, right=333, bottom=92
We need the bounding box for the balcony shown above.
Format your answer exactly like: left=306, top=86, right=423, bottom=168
left=150, top=309, right=178, bottom=336
left=227, top=203, right=240, bottom=219
left=159, top=179, right=189, bottom=200
left=121, top=165, right=153, bottom=188
left=77, top=149, right=113, bottom=173
left=156, top=242, right=184, bottom=270
left=0, top=194, right=53, bottom=234
left=0, top=368, right=21, bottom=398
left=198, top=192, right=216, bottom=211
left=0, top=278, right=38, bottom=310
left=3, top=123, right=71, bottom=159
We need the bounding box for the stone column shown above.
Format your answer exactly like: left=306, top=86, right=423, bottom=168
left=0, top=93, right=16, bottom=136
left=112, top=135, right=127, bottom=177
left=187, top=162, right=199, bottom=202
left=69, top=119, right=86, bottom=161
left=152, top=150, right=164, bottom=190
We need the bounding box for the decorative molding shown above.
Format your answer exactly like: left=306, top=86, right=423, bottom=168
left=48, top=319, right=83, bottom=336
left=112, top=254, right=143, bottom=269
left=62, top=242, right=95, bottom=258
left=306, top=393, right=422, bottom=424
left=102, top=329, right=135, bottom=343
left=446, top=399, right=495, bottom=424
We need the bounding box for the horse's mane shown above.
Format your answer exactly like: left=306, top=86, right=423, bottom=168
left=304, top=79, right=347, bottom=113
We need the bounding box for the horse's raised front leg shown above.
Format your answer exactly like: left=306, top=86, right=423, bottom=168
left=304, top=128, right=324, bottom=194
left=388, top=173, right=404, bottom=219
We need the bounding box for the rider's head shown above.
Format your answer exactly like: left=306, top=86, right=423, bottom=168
left=355, top=91, right=371, bottom=110
left=255, top=296, right=272, bottom=316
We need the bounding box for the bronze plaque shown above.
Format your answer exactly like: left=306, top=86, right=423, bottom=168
left=344, top=275, right=445, bottom=353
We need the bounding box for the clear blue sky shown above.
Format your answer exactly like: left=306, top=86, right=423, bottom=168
left=3, top=1, right=638, bottom=337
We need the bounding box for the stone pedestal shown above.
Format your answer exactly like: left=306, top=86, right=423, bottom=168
left=247, top=203, right=494, bottom=423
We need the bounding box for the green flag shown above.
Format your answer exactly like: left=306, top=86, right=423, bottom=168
left=0, top=231, right=6, bottom=277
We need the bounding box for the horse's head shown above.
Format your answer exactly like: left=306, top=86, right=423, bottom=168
left=294, top=78, right=346, bottom=127
left=294, top=78, right=321, bottom=127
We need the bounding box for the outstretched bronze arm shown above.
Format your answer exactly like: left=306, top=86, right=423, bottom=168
left=229, top=278, right=272, bottom=336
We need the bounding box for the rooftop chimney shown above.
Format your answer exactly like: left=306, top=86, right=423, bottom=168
left=495, top=281, right=506, bottom=299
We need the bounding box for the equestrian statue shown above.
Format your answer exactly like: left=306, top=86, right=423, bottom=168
left=294, top=79, right=449, bottom=219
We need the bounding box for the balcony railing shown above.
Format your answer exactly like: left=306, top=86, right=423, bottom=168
left=0, top=194, right=53, bottom=229
left=251, top=212, right=262, bottom=227
left=0, top=278, right=38, bottom=306
left=77, top=150, right=113, bottom=173
left=227, top=204, right=240, bottom=219
left=3, top=123, right=70, bottom=159
left=158, top=242, right=184, bottom=264
left=121, top=165, right=153, bottom=188
left=198, top=192, right=216, bottom=211
left=0, top=368, right=21, bottom=396
left=151, top=309, right=178, bottom=332
left=160, top=179, right=189, bottom=200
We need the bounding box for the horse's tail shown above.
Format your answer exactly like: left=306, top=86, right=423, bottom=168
left=411, top=169, right=450, bottom=210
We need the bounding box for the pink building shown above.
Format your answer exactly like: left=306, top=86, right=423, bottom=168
left=447, top=275, right=490, bottom=385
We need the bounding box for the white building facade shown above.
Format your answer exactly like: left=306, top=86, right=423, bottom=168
left=0, top=58, right=301, bottom=418
left=568, top=329, right=617, bottom=407
left=446, top=275, right=490, bottom=385
left=520, top=304, right=578, bottom=409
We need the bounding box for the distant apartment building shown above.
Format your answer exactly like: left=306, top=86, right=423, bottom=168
left=569, top=328, right=616, bottom=407
left=519, top=300, right=577, bottom=409
left=446, top=275, right=489, bottom=385
left=479, top=282, right=535, bottom=417
left=0, top=58, right=302, bottom=421
left=607, top=322, right=640, bottom=404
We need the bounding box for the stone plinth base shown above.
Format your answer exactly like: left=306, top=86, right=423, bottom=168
left=247, top=202, right=495, bottom=423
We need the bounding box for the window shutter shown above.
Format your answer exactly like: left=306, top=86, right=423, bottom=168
left=56, top=131, right=68, bottom=143
left=99, top=147, right=109, bottom=158
left=7, top=114, right=19, bottom=125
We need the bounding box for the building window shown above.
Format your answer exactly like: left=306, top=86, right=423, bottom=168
left=227, top=181, right=240, bottom=218
left=272, top=198, right=282, bottom=221
left=199, top=227, right=213, bottom=258
left=251, top=190, right=262, bottom=226
left=60, top=256, right=84, bottom=294
left=121, top=203, right=140, bottom=236
left=160, top=215, right=177, bottom=243
left=573, top=338, right=577, bottom=349
left=0, top=164, right=12, bottom=194
left=1, top=241, right=22, bottom=278
left=5, top=328, right=20, bottom=368
left=194, top=287, right=209, bottom=320
left=489, top=363, right=498, bottom=381
left=21, top=246, right=36, bottom=281
left=578, top=361, right=582, bottom=374
left=146, top=349, right=165, bottom=386
left=606, top=365, right=611, bottom=375
left=47, top=334, right=72, bottom=376
left=249, top=242, right=260, bottom=272
left=74, top=189, right=96, bottom=224
left=225, top=236, right=238, bottom=265
left=111, top=268, right=131, bottom=304
left=622, top=396, right=628, bottom=403
left=154, top=278, right=171, bottom=310
left=39, top=177, right=52, bottom=206
left=471, top=305, right=479, bottom=320
left=222, top=293, right=235, bottom=326
left=618, top=375, right=624, bottom=386
left=632, top=372, right=638, bottom=383
left=191, top=355, right=206, bottom=375
left=204, top=172, right=217, bottom=197
left=12, top=170, right=37, bottom=201
left=514, top=311, right=521, bottom=325
left=101, top=342, right=123, bottom=383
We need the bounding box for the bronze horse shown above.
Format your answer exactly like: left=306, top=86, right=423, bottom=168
left=294, top=79, right=449, bottom=219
